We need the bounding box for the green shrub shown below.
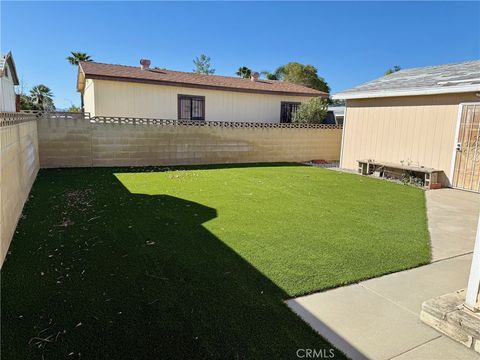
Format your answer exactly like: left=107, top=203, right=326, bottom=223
left=292, top=97, right=329, bottom=124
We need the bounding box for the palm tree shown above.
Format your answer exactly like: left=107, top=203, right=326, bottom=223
left=30, top=85, right=54, bottom=111
left=66, top=51, right=93, bottom=65
left=236, top=66, right=252, bottom=78
left=67, top=52, right=94, bottom=110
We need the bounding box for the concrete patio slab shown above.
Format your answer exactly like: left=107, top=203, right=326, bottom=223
left=426, top=188, right=480, bottom=261
left=362, top=254, right=472, bottom=315
left=287, top=284, right=441, bottom=360
left=390, top=336, right=480, bottom=360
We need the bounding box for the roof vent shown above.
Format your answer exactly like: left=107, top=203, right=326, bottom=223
left=250, top=72, right=260, bottom=82
left=140, top=59, right=151, bottom=70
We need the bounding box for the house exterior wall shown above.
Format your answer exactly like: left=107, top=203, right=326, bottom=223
left=340, top=93, right=479, bottom=185
left=84, top=79, right=315, bottom=122
left=0, top=117, right=39, bottom=266
left=83, top=78, right=95, bottom=116
left=0, top=62, right=17, bottom=112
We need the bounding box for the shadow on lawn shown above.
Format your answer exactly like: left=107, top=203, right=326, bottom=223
left=1, top=168, right=346, bottom=360
left=97, top=161, right=308, bottom=174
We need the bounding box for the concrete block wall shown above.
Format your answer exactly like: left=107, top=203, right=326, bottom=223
left=38, top=116, right=343, bottom=168
left=0, top=119, right=39, bottom=265
left=37, top=115, right=92, bottom=167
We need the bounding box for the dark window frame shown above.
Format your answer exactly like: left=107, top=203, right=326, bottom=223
left=177, top=94, right=206, bottom=121
left=280, top=101, right=301, bottom=123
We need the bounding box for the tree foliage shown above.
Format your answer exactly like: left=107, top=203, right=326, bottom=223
left=274, top=62, right=330, bottom=93
left=193, top=54, right=215, bottom=75
left=28, top=84, right=55, bottom=111
left=236, top=66, right=252, bottom=78
left=66, top=52, right=93, bottom=65
left=292, top=97, right=329, bottom=124
left=260, top=70, right=281, bottom=80
left=19, top=95, right=38, bottom=110
left=68, top=105, right=81, bottom=112
left=330, top=99, right=345, bottom=106
left=19, top=84, right=55, bottom=111
left=384, top=65, right=401, bottom=75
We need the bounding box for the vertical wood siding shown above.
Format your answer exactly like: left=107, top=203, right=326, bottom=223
left=0, top=63, right=16, bottom=112
left=341, top=93, right=479, bottom=185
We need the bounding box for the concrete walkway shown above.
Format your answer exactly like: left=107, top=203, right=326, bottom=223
left=426, top=189, right=480, bottom=261
left=288, top=189, right=480, bottom=360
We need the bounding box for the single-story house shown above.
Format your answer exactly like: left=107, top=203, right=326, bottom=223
left=333, top=60, right=480, bottom=192
left=77, top=59, right=327, bottom=123
left=0, top=52, right=20, bottom=112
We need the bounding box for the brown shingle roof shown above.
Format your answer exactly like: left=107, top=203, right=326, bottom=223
left=78, top=61, right=327, bottom=97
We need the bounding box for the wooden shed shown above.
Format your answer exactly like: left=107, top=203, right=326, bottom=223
left=333, top=61, right=480, bottom=192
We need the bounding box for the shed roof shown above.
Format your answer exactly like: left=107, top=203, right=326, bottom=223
left=333, top=60, right=480, bottom=100
left=0, top=52, right=19, bottom=85
left=77, top=61, right=327, bottom=97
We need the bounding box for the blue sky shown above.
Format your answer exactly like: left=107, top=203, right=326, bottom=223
left=2, top=1, right=479, bottom=109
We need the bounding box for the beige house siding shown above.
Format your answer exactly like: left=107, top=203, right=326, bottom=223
left=83, top=79, right=315, bottom=122
left=341, top=93, right=479, bottom=185
left=0, top=119, right=39, bottom=265
left=83, top=79, right=95, bottom=116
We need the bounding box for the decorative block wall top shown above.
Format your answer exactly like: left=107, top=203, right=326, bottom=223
left=91, top=116, right=343, bottom=129
left=2, top=111, right=343, bottom=130
left=0, top=112, right=40, bottom=127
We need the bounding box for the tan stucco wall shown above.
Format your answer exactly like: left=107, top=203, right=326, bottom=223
left=83, top=79, right=315, bottom=122
left=341, top=93, right=479, bottom=185
left=0, top=120, right=39, bottom=265
left=38, top=116, right=342, bottom=168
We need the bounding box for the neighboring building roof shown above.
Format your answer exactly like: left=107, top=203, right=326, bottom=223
left=328, top=106, right=345, bottom=116
left=333, top=60, right=480, bottom=100
left=0, top=52, right=19, bottom=85
left=77, top=61, right=327, bottom=97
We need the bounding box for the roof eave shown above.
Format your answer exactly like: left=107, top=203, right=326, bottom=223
left=83, top=73, right=327, bottom=97
left=333, top=84, right=480, bottom=100
left=3, top=52, right=19, bottom=85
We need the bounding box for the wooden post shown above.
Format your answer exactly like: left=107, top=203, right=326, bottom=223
left=465, top=213, right=480, bottom=311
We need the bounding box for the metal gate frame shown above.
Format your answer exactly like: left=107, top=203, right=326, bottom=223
left=449, top=102, right=480, bottom=192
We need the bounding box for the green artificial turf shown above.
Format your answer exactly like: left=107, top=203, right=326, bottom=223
left=1, top=164, right=430, bottom=359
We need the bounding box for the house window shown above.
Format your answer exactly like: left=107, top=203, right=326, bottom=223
left=4, top=65, right=8, bottom=78
left=178, top=95, right=205, bottom=120
left=280, top=102, right=301, bottom=123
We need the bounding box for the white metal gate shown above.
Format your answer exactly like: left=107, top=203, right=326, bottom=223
left=452, top=104, right=480, bottom=192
